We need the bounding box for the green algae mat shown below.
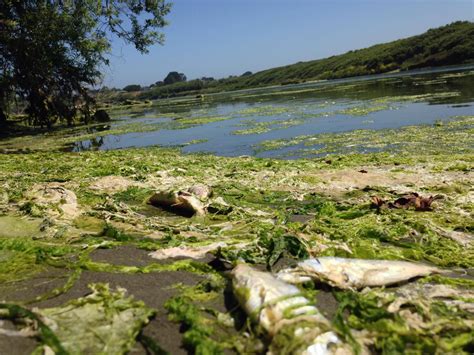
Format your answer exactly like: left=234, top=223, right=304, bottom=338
left=0, top=113, right=473, bottom=352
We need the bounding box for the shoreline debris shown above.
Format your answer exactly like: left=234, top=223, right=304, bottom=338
left=149, top=241, right=227, bottom=260
left=371, top=193, right=442, bottom=211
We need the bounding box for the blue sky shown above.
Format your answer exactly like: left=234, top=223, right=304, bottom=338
left=103, top=0, right=473, bottom=88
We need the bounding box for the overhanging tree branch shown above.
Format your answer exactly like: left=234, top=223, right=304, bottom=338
left=0, top=0, right=171, bottom=127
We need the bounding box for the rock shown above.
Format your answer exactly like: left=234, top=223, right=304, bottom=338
left=73, top=216, right=106, bottom=235
left=92, top=109, right=110, bottom=122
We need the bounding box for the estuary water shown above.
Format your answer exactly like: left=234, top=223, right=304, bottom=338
left=70, top=67, right=474, bottom=158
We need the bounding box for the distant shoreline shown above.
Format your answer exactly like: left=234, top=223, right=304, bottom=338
left=153, top=63, right=474, bottom=104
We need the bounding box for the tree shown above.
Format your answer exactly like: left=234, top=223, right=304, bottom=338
left=123, top=84, right=142, bottom=92
left=241, top=71, right=252, bottom=77
left=0, top=0, right=171, bottom=128
left=163, top=71, right=187, bottom=85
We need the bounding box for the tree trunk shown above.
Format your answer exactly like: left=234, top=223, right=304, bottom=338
left=0, top=109, right=7, bottom=127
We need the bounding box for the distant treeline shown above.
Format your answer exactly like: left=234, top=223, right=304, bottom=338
left=118, top=21, right=474, bottom=100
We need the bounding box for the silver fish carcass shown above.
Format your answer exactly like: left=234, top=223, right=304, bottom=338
left=231, top=263, right=352, bottom=354
left=277, top=257, right=440, bottom=290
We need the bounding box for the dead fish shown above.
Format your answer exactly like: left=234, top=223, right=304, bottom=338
left=232, top=264, right=351, bottom=354
left=277, top=257, right=441, bottom=290
left=148, top=190, right=205, bottom=216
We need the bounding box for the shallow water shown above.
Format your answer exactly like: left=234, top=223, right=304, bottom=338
left=70, top=67, right=474, bottom=158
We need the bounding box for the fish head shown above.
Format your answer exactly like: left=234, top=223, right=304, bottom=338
left=232, top=264, right=256, bottom=312
left=300, top=258, right=325, bottom=275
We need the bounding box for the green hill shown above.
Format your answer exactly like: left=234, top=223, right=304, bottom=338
left=140, top=21, right=474, bottom=99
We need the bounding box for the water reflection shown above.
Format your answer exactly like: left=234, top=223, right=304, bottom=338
left=63, top=124, right=111, bottom=151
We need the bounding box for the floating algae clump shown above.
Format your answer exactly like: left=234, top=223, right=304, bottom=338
left=36, top=283, right=154, bottom=354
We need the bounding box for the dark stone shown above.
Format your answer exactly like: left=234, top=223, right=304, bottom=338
left=92, top=109, right=110, bottom=122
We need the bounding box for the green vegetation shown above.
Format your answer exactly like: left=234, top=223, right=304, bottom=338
left=334, top=286, right=474, bottom=353
left=164, top=297, right=228, bottom=353
left=244, top=21, right=474, bottom=84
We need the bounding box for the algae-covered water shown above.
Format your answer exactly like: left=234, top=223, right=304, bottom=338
left=0, top=68, right=473, bottom=354
left=67, top=68, right=474, bottom=158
